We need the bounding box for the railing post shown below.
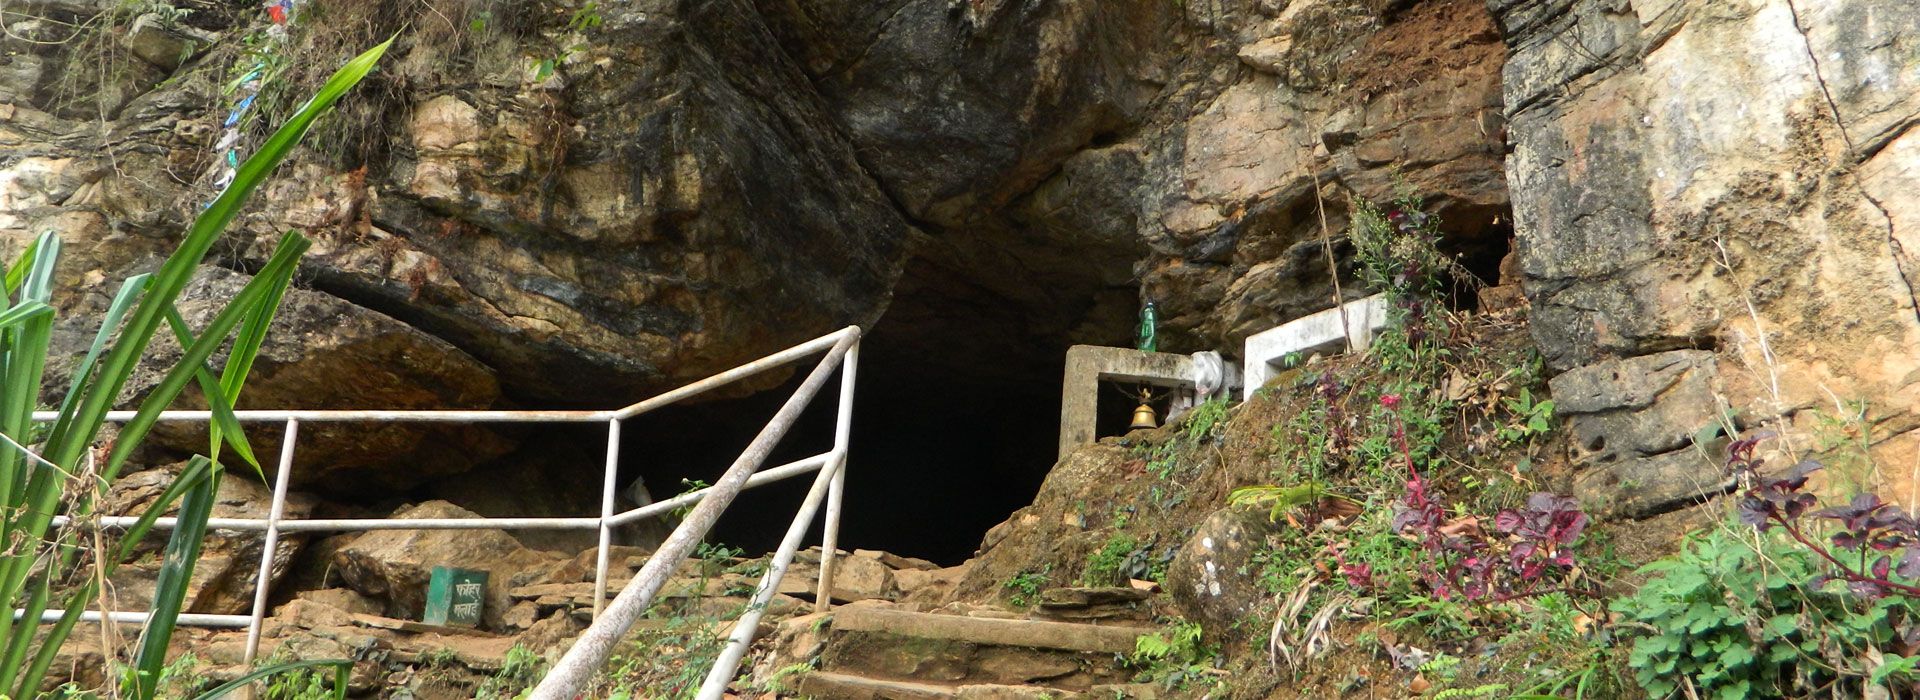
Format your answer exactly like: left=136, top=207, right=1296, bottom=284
left=696, top=453, right=843, bottom=700
left=528, top=329, right=859, bottom=700
left=242, top=418, right=300, bottom=666
left=594, top=418, right=623, bottom=617
left=814, top=341, right=858, bottom=613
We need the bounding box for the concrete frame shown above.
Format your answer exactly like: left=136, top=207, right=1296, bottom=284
left=1058, top=346, right=1239, bottom=459
left=1242, top=294, right=1389, bottom=394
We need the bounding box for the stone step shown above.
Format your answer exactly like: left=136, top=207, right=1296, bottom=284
left=833, top=605, right=1151, bottom=654
left=818, top=604, right=1153, bottom=691
left=798, top=672, right=1093, bottom=700
left=798, top=672, right=959, bottom=700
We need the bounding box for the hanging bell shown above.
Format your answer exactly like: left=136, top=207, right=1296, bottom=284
left=1129, top=402, right=1159, bottom=430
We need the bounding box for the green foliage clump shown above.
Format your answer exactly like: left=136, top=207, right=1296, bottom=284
left=1083, top=533, right=1139, bottom=587
left=1003, top=567, right=1050, bottom=608
left=1613, top=528, right=1920, bottom=699
left=1129, top=620, right=1220, bottom=691
left=1496, top=388, right=1555, bottom=445
left=476, top=644, right=544, bottom=700
left=0, top=42, right=386, bottom=700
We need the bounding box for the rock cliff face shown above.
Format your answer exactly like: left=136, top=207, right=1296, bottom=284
left=1, top=0, right=1917, bottom=525
left=1495, top=0, right=1920, bottom=513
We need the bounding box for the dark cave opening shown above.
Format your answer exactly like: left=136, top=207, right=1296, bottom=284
left=470, top=210, right=1517, bottom=567
left=586, top=314, right=1071, bottom=565
left=573, top=255, right=1127, bottom=566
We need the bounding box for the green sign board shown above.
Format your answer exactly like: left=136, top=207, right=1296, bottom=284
left=424, top=566, right=487, bottom=627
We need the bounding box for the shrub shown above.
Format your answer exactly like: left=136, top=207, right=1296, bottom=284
left=1611, top=527, right=1920, bottom=698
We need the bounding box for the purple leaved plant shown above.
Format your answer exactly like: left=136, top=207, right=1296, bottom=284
left=1731, top=436, right=1920, bottom=599
left=1375, top=395, right=1593, bottom=603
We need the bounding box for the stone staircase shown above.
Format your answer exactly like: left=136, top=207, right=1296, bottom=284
left=786, top=587, right=1164, bottom=700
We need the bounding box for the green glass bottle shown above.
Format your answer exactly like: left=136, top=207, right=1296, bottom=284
left=1137, top=301, right=1158, bottom=353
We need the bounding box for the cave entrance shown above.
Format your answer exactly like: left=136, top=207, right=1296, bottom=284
left=587, top=255, right=1136, bottom=566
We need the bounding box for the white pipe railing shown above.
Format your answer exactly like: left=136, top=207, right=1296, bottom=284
left=23, top=326, right=863, bottom=696
left=526, top=330, right=859, bottom=700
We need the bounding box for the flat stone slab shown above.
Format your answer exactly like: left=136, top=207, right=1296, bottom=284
left=1243, top=294, right=1389, bottom=393
left=833, top=606, right=1153, bottom=655
left=800, top=671, right=960, bottom=700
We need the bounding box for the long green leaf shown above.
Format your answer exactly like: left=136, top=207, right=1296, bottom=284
left=0, top=554, right=56, bottom=694
left=195, top=658, right=351, bottom=700
left=131, top=456, right=217, bottom=700
left=0, top=232, right=58, bottom=655
left=0, top=300, right=51, bottom=328
left=16, top=588, right=88, bottom=700
left=52, top=274, right=150, bottom=465
left=221, top=233, right=297, bottom=401
left=111, top=457, right=217, bottom=564
left=163, top=308, right=259, bottom=473
left=1, top=235, right=41, bottom=296
left=104, top=233, right=310, bottom=483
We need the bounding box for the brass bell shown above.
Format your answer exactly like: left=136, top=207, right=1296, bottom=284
left=1129, top=402, right=1159, bottom=430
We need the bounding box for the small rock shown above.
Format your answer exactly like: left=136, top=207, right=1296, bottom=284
left=1165, top=508, right=1278, bottom=628
left=123, top=13, right=212, bottom=69
left=296, top=588, right=383, bottom=616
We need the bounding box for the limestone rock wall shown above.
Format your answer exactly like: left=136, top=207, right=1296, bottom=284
left=8, top=0, right=1917, bottom=526
left=1495, top=0, right=1920, bottom=512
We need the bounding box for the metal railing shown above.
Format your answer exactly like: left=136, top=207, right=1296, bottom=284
left=31, top=326, right=863, bottom=697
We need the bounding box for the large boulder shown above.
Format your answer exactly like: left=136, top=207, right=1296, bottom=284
left=1164, top=508, right=1280, bottom=629
left=333, top=501, right=563, bottom=630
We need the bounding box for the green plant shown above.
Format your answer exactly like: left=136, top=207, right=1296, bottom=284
left=531, top=1, right=604, bottom=80
left=1083, top=534, right=1138, bottom=587
left=592, top=599, right=743, bottom=700
left=1003, top=567, right=1049, bottom=607
left=0, top=41, right=388, bottom=700
left=476, top=644, right=544, bottom=699
left=1129, top=620, right=1218, bottom=690
left=1227, top=482, right=1336, bottom=523
left=753, top=661, right=814, bottom=695
left=1495, top=388, right=1554, bottom=445
left=1613, top=527, right=1920, bottom=698
left=259, top=662, right=334, bottom=700
left=1182, top=397, right=1230, bottom=443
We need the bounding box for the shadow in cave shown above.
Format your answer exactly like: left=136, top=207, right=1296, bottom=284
left=587, top=261, right=1117, bottom=566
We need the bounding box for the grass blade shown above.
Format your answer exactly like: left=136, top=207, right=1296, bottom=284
left=111, top=457, right=216, bottom=564
left=16, top=590, right=88, bottom=699
left=193, top=659, right=351, bottom=700
left=0, top=232, right=58, bottom=655
left=0, top=301, right=51, bottom=328
left=220, top=233, right=297, bottom=401
left=51, top=275, right=150, bottom=464
left=1, top=235, right=42, bottom=296
left=131, top=456, right=217, bottom=700
left=0, top=556, right=56, bottom=693
left=163, top=308, right=258, bottom=473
